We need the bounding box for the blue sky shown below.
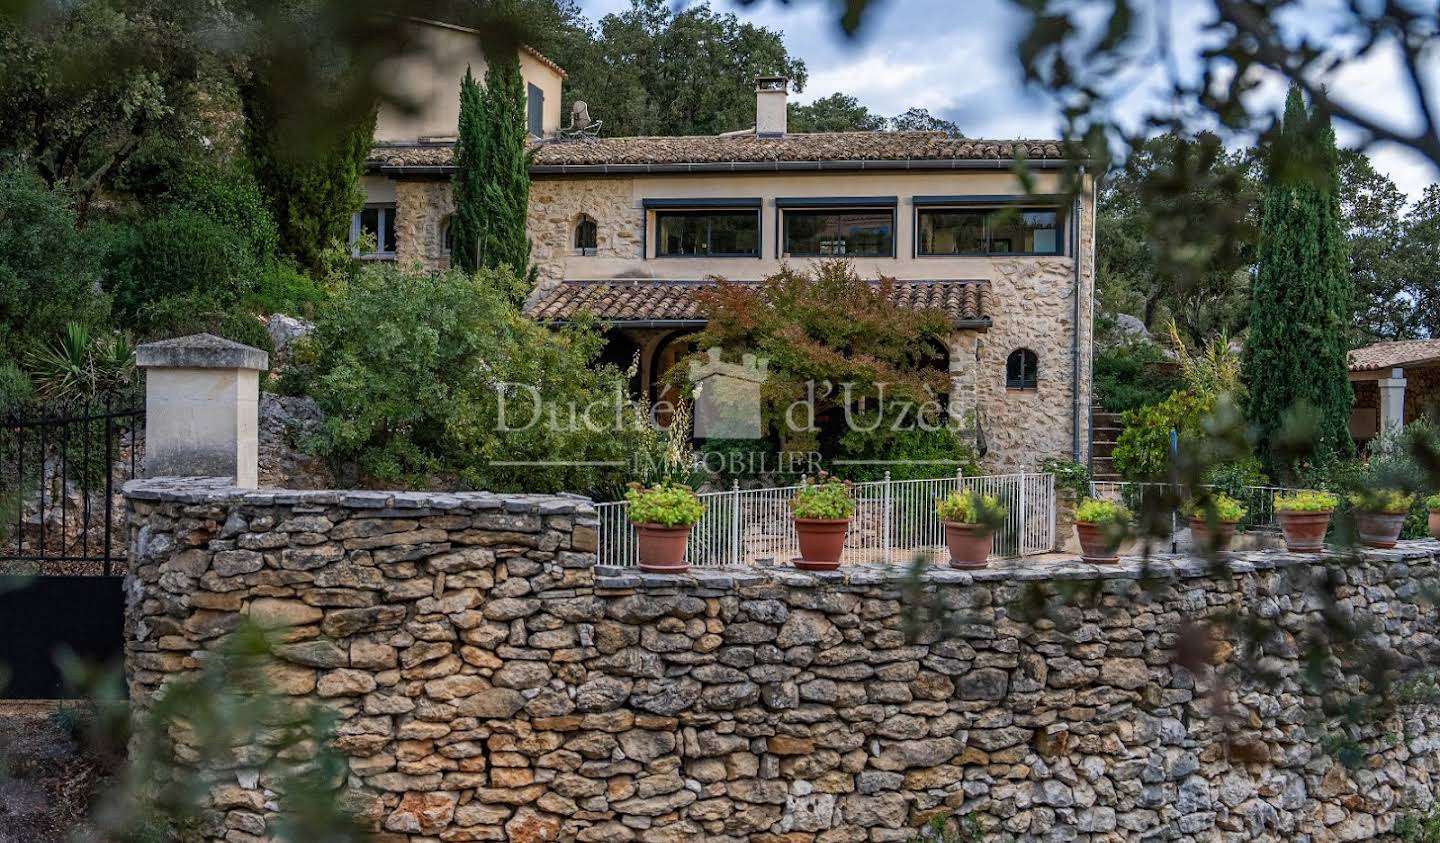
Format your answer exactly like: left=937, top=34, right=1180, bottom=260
left=576, top=0, right=1440, bottom=200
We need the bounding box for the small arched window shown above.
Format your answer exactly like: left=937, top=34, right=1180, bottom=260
left=575, top=215, right=598, bottom=255
left=441, top=215, right=454, bottom=256
left=1006, top=348, right=1038, bottom=390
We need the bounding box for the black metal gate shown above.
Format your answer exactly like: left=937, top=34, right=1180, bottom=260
left=1, top=395, right=140, bottom=698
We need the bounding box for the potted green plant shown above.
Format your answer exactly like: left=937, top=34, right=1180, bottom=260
left=1428, top=494, right=1440, bottom=540
left=936, top=489, right=1007, bottom=569
left=1074, top=498, right=1131, bottom=564
left=627, top=482, right=704, bottom=573
left=1349, top=489, right=1416, bottom=549
left=1273, top=490, right=1338, bottom=552
left=791, top=473, right=855, bottom=571
left=1187, top=494, right=1247, bottom=552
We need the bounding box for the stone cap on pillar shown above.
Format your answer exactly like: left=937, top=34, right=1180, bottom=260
left=136, top=333, right=270, bottom=371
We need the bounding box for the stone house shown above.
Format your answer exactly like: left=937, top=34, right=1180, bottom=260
left=1349, top=338, right=1440, bottom=447
left=358, top=20, right=1097, bottom=472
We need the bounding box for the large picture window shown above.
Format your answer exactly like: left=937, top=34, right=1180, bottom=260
left=655, top=210, right=760, bottom=257
left=351, top=204, right=398, bottom=258
left=783, top=209, right=894, bottom=257
left=917, top=207, right=1060, bottom=256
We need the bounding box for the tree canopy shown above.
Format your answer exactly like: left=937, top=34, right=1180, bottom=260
left=1243, top=88, right=1353, bottom=472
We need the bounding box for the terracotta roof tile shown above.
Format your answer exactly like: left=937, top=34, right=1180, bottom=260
left=523, top=279, right=989, bottom=326
left=1349, top=339, right=1440, bottom=371
left=369, top=133, right=1068, bottom=171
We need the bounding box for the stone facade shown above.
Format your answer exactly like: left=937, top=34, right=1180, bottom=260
left=125, top=477, right=1440, bottom=843
left=528, top=177, right=644, bottom=290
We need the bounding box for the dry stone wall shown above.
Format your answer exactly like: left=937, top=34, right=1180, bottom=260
left=125, top=478, right=1440, bottom=842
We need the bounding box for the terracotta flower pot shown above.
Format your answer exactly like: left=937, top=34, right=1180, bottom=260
left=1276, top=510, right=1332, bottom=553
left=1075, top=521, right=1121, bottom=564
left=943, top=522, right=993, bottom=570
left=1430, top=509, right=1440, bottom=540
left=793, top=518, right=850, bottom=571
left=1189, top=518, right=1238, bottom=552
left=634, top=523, right=691, bottom=573
left=1355, top=511, right=1406, bottom=549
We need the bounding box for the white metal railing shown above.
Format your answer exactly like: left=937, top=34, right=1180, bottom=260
left=1087, top=481, right=1293, bottom=548
left=598, top=472, right=1056, bottom=568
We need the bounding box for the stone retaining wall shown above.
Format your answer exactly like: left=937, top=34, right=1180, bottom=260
left=124, top=478, right=1440, bottom=842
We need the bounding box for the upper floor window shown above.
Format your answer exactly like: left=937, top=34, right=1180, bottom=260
left=655, top=210, right=759, bottom=257
left=918, top=207, right=1061, bottom=256
left=527, top=83, right=545, bottom=137
left=575, top=215, right=598, bottom=255
left=441, top=215, right=454, bottom=255
left=1007, top=348, right=1038, bottom=390
left=351, top=203, right=397, bottom=259
left=783, top=208, right=894, bottom=257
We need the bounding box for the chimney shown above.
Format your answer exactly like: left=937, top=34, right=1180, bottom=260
left=755, top=76, right=788, bottom=138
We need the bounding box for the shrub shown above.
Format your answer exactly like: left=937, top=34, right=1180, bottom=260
left=105, top=208, right=259, bottom=324
left=0, top=165, right=108, bottom=361
left=936, top=490, right=1007, bottom=526
left=1349, top=489, right=1416, bottom=514
left=1094, top=341, right=1183, bottom=412
left=0, top=363, right=33, bottom=415
left=1112, top=389, right=1213, bottom=481
left=132, top=294, right=274, bottom=356
left=243, top=260, right=329, bottom=318
left=626, top=482, right=703, bottom=527
left=168, top=162, right=280, bottom=263
left=299, top=265, right=648, bottom=494
left=1274, top=490, right=1339, bottom=512
left=1428, top=495, right=1440, bottom=511
left=1186, top=494, right=1246, bottom=522
left=792, top=474, right=856, bottom=520
left=1075, top=498, right=1131, bottom=524
left=1040, top=456, right=1091, bottom=499
left=836, top=423, right=981, bottom=482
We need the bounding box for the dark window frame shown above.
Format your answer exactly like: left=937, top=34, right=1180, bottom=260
left=779, top=206, right=897, bottom=259
left=913, top=203, right=1064, bottom=258
left=1006, top=348, right=1039, bottom=390
left=653, top=208, right=762, bottom=258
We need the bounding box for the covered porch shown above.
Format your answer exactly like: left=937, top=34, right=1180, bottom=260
left=1348, top=339, right=1440, bottom=446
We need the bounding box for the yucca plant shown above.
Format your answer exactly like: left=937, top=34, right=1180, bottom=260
left=27, top=323, right=135, bottom=403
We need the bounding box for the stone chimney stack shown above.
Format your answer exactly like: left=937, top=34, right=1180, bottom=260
left=755, top=76, right=788, bottom=138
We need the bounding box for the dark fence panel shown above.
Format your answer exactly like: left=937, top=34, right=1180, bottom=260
left=0, top=575, right=125, bottom=699
left=1, top=395, right=143, bottom=576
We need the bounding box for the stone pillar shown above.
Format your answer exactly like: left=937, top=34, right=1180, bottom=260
left=948, top=332, right=979, bottom=439
left=1379, top=367, right=1407, bottom=435
left=135, top=333, right=269, bottom=488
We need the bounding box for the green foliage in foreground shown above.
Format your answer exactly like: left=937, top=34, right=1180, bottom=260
left=1075, top=498, right=1131, bottom=524
left=1274, top=490, right=1339, bottom=513
left=1398, top=805, right=1440, bottom=843
left=791, top=475, right=857, bottom=520
left=626, top=482, right=704, bottom=527
left=1185, top=493, right=1246, bottom=522
left=292, top=265, right=652, bottom=496
left=1349, top=489, right=1417, bottom=514
left=936, top=490, right=1007, bottom=527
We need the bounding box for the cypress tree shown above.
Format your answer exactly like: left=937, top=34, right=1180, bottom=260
left=1242, top=86, right=1353, bottom=472
left=241, top=73, right=375, bottom=276
left=451, top=66, right=486, bottom=274
left=451, top=52, right=533, bottom=303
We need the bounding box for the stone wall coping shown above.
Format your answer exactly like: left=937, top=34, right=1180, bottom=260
left=121, top=476, right=596, bottom=515
left=594, top=540, right=1440, bottom=591
left=134, top=333, right=270, bottom=371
